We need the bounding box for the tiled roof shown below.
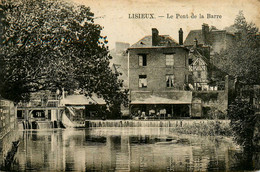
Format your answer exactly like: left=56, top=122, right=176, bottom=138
left=131, top=35, right=179, bottom=48
left=184, top=30, right=203, bottom=46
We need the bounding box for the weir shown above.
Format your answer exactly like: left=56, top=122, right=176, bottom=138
left=20, top=121, right=60, bottom=129
left=86, top=120, right=181, bottom=128
left=85, top=120, right=229, bottom=128
left=37, top=121, right=54, bottom=129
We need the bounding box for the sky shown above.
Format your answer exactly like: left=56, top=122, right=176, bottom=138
left=69, top=0, right=260, bottom=49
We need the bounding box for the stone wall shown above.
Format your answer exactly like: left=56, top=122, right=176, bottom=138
left=192, top=90, right=228, bottom=118
left=128, top=47, right=189, bottom=91
left=0, top=98, right=17, bottom=139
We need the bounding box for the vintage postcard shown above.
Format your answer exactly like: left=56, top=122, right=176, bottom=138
left=0, top=0, right=259, bottom=171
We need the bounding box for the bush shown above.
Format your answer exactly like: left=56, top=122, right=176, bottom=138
left=228, top=98, right=258, bottom=151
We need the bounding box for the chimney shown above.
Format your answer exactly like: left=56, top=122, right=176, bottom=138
left=152, top=28, right=159, bottom=46
left=179, top=28, right=183, bottom=45
left=202, top=23, right=209, bottom=45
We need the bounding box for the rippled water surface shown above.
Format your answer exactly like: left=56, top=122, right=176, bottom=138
left=1, top=128, right=259, bottom=171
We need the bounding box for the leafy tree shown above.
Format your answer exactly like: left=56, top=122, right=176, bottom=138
left=0, top=0, right=128, bottom=116
left=228, top=98, right=257, bottom=151
left=215, top=11, right=260, bottom=151
left=214, top=11, right=260, bottom=84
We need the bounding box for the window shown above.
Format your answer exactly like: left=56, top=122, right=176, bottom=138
left=166, top=54, right=174, bottom=66
left=139, top=75, right=147, bottom=88
left=139, top=54, right=147, bottom=66
left=166, top=75, right=174, bottom=88
left=197, top=71, right=201, bottom=78
left=189, top=58, right=193, bottom=65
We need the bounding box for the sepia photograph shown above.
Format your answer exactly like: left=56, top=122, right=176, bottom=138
left=0, top=0, right=260, bottom=171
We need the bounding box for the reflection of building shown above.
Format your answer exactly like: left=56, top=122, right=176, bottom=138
left=127, top=28, right=192, bottom=118
left=7, top=128, right=243, bottom=171
left=83, top=128, right=235, bottom=171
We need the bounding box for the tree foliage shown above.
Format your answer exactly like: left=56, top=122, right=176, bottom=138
left=214, top=11, right=260, bottom=84
left=0, top=0, right=128, bottom=115
left=228, top=98, right=257, bottom=151
left=216, top=11, right=260, bottom=151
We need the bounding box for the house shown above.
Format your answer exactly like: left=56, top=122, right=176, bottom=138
left=188, top=49, right=209, bottom=91
left=126, top=27, right=229, bottom=118
left=188, top=44, right=227, bottom=91
left=187, top=43, right=229, bottom=117
left=16, top=90, right=64, bottom=129
left=127, top=28, right=193, bottom=118
left=60, top=94, right=106, bottom=122
left=109, top=42, right=130, bottom=88
left=184, top=23, right=236, bottom=55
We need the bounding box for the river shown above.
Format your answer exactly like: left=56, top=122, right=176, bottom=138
left=0, top=127, right=259, bottom=171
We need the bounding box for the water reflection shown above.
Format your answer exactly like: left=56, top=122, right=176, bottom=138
left=1, top=128, right=259, bottom=171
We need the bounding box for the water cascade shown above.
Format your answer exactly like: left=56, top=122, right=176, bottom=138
left=37, top=121, right=54, bottom=129
left=85, top=120, right=184, bottom=128
left=85, top=120, right=230, bottom=128
left=21, top=121, right=60, bottom=129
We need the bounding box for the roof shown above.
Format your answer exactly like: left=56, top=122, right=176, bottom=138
left=130, top=91, right=192, bottom=104
left=189, top=48, right=210, bottom=65
left=184, top=29, right=234, bottom=46
left=131, top=35, right=179, bottom=48
left=60, top=94, right=106, bottom=106
left=184, top=30, right=203, bottom=46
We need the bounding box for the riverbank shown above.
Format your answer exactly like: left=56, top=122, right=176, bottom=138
left=0, top=130, right=20, bottom=170
left=85, top=119, right=232, bottom=137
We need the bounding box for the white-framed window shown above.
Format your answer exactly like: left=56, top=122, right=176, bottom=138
left=166, top=54, right=174, bottom=66
left=166, top=74, right=174, bottom=88
left=139, top=75, right=147, bottom=88
left=139, top=54, right=147, bottom=66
